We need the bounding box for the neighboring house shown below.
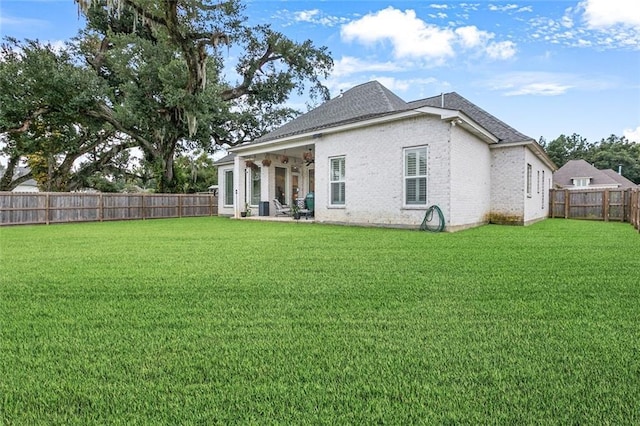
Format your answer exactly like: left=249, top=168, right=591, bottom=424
left=553, top=159, right=637, bottom=190
left=0, top=167, right=39, bottom=192
left=216, top=81, right=556, bottom=231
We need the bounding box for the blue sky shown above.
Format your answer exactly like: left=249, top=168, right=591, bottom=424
left=1, top=0, right=639, bottom=145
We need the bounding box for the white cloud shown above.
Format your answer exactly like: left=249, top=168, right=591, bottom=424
left=341, top=7, right=456, bottom=60
left=485, top=72, right=576, bottom=96
left=289, top=9, right=349, bottom=27
left=580, top=0, right=640, bottom=28
left=294, top=9, right=320, bottom=22
left=528, top=5, right=640, bottom=49
left=455, top=26, right=492, bottom=48
left=429, top=4, right=449, bottom=9
left=372, top=76, right=442, bottom=94
left=623, top=126, right=640, bottom=143
left=486, top=40, right=518, bottom=59
left=484, top=71, right=617, bottom=96
left=488, top=4, right=519, bottom=12
left=331, top=56, right=404, bottom=78
left=341, top=7, right=516, bottom=63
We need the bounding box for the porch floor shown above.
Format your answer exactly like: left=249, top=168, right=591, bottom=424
left=237, top=215, right=315, bottom=223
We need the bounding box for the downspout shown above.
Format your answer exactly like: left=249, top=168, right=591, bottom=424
left=447, top=119, right=454, bottom=227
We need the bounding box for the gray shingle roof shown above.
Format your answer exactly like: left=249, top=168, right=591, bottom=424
left=214, top=153, right=236, bottom=165
left=256, top=81, right=408, bottom=143
left=553, top=159, right=623, bottom=188
left=251, top=81, right=535, bottom=145
left=407, top=93, right=532, bottom=143
left=601, top=168, right=637, bottom=188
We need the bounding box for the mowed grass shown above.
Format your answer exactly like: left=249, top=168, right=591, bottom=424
left=1, top=218, right=639, bottom=424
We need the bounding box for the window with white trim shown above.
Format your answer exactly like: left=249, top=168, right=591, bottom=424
left=404, top=146, right=428, bottom=205
left=330, top=156, right=345, bottom=205
left=541, top=171, right=545, bottom=209
left=250, top=167, right=261, bottom=205
left=526, top=163, right=532, bottom=197
left=572, top=177, right=590, bottom=187
left=224, top=170, right=234, bottom=206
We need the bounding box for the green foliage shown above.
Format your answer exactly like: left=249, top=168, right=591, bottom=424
left=1, top=1, right=333, bottom=193
left=1, top=219, right=639, bottom=423
left=0, top=38, right=133, bottom=191
left=72, top=0, right=333, bottom=192
left=173, top=151, right=217, bottom=193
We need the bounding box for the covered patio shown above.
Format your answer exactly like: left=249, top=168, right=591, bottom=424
left=217, top=141, right=317, bottom=219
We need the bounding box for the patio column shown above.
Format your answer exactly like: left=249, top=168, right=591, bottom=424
left=233, top=155, right=246, bottom=219
left=261, top=163, right=272, bottom=216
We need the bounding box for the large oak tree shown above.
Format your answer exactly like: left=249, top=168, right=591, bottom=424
left=75, top=0, right=333, bottom=192
left=1, top=0, right=332, bottom=192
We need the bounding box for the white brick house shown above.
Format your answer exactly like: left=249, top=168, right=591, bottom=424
left=216, top=81, right=556, bottom=231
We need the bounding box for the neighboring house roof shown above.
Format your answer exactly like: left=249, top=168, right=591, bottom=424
left=252, top=81, right=535, bottom=146
left=600, top=169, right=638, bottom=188
left=553, top=159, right=626, bottom=188
left=0, top=166, right=38, bottom=190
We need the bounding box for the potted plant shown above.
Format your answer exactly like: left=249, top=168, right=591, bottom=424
left=245, top=160, right=259, bottom=170
left=280, top=155, right=289, bottom=164
left=303, top=151, right=314, bottom=164
left=262, top=158, right=272, bottom=167
left=291, top=202, right=300, bottom=220
left=245, top=203, right=252, bottom=217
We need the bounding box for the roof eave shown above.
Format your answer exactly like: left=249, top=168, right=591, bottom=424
left=230, top=110, right=422, bottom=154
left=415, top=106, right=499, bottom=144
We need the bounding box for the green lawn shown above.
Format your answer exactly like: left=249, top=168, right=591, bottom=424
left=1, top=218, right=639, bottom=424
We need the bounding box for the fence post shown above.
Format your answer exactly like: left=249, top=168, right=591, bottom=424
left=603, top=189, right=609, bottom=222
left=98, top=193, right=103, bottom=222
left=564, top=189, right=569, bottom=219
left=45, top=193, right=50, bottom=225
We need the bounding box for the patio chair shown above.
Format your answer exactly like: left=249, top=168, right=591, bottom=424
left=296, top=198, right=311, bottom=219
left=273, top=199, right=291, bottom=216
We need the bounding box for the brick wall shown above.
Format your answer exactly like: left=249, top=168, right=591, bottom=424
left=314, top=115, right=454, bottom=228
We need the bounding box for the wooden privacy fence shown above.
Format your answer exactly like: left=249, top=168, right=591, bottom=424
left=549, top=188, right=640, bottom=232
left=0, top=192, right=218, bottom=226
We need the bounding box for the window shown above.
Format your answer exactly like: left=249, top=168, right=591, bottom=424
left=250, top=167, right=261, bottom=205
left=537, top=170, right=541, bottom=193
left=308, top=169, right=315, bottom=193
left=541, top=171, right=545, bottom=209
left=404, top=146, right=427, bottom=205
left=330, top=156, right=345, bottom=205
left=275, top=167, right=286, bottom=204
left=572, top=177, right=590, bottom=187
left=526, top=163, right=532, bottom=197
left=224, top=170, right=233, bottom=206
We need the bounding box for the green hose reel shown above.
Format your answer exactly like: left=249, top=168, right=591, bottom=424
left=420, top=205, right=445, bottom=232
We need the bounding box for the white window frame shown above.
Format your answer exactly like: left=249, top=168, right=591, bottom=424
left=250, top=167, right=261, bottom=206
left=329, top=156, right=345, bottom=206
left=526, top=163, right=532, bottom=198
left=224, top=169, right=234, bottom=206
left=404, top=146, right=428, bottom=207
left=572, top=177, right=590, bottom=188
